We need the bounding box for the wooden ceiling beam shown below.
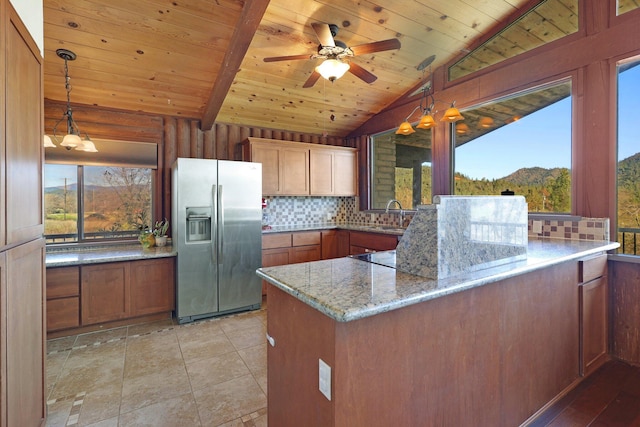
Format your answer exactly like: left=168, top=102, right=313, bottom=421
left=201, top=0, right=271, bottom=131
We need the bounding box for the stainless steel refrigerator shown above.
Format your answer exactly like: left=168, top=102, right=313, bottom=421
left=172, top=158, right=262, bottom=323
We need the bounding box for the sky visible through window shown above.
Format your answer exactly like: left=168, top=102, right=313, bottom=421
left=456, top=65, right=640, bottom=181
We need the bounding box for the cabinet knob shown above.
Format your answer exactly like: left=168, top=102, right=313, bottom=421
left=266, top=332, right=276, bottom=347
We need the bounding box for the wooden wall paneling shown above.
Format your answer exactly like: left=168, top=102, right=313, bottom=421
left=203, top=129, right=215, bottom=159
left=610, top=260, right=640, bottom=365
left=176, top=118, right=190, bottom=158
left=44, top=101, right=164, bottom=143
left=190, top=120, right=202, bottom=159
left=0, top=0, right=6, bottom=249
left=163, top=117, right=177, bottom=222
left=0, top=251, right=6, bottom=426
left=227, top=124, right=241, bottom=161
left=215, top=123, right=229, bottom=160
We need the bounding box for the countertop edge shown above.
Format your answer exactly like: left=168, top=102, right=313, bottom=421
left=258, top=240, right=620, bottom=322
left=46, top=246, right=177, bottom=267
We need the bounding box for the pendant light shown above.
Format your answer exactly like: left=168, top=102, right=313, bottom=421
left=44, top=49, right=98, bottom=152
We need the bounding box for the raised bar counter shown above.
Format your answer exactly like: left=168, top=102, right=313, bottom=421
left=257, top=238, right=618, bottom=322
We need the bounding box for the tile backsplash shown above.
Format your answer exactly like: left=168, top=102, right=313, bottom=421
left=263, top=196, right=610, bottom=242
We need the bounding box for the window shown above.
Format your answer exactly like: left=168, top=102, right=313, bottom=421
left=617, top=60, right=640, bottom=255
left=453, top=80, right=572, bottom=213
left=45, top=165, right=153, bottom=243
left=448, top=0, right=578, bottom=81
left=618, top=0, right=640, bottom=16
left=44, top=138, right=158, bottom=244
left=370, top=130, right=432, bottom=210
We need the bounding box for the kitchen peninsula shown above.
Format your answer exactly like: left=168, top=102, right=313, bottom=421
left=258, top=197, right=619, bottom=427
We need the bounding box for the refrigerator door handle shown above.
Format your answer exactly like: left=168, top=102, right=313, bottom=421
left=218, top=184, right=224, bottom=264
left=212, top=184, right=218, bottom=265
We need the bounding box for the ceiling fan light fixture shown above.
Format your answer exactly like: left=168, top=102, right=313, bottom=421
left=395, top=121, right=416, bottom=135
left=316, top=58, right=350, bottom=82
left=441, top=104, right=464, bottom=122
left=416, top=113, right=436, bottom=129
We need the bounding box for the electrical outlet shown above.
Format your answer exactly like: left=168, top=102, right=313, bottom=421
left=326, top=212, right=332, bottom=221
left=319, top=359, right=331, bottom=401
left=532, top=220, right=543, bottom=234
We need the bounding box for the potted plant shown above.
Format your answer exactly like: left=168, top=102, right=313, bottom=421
left=153, top=218, right=169, bottom=247
left=138, top=225, right=155, bottom=249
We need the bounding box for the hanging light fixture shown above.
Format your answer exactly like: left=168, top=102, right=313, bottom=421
left=455, top=123, right=469, bottom=134
left=44, top=49, right=97, bottom=152
left=316, top=57, right=350, bottom=82
left=441, top=103, right=464, bottom=122
left=478, top=116, right=494, bottom=129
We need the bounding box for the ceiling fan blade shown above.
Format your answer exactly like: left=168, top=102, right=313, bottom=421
left=350, top=38, right=401, bottom=56
left=264, top=54, right=312, bottom=62
left=312, top=23, right=335, bottom=47
left=348, top=62, right=377, bottom=84
left=302, top=70, right=321, bottom=88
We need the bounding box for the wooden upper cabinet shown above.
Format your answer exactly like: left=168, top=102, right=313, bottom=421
left=3, top=4, right=44, bottom=247
left=240, top=137, right=356, bottom=196
left=281, top=146, right=309, bottom=195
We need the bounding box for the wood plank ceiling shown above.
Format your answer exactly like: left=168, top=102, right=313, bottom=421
left=43, top=0, right=534, bottom=139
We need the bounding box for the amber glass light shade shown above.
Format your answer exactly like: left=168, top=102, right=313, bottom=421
left=478, top=116, right=494, bottom=128
left=416, top=114, right=436, bottom=129
left=455, top=123, right=469, bottom=134
left=395, top=121, right=416, bottom=135
left=441, top=106, right=464, bottom=122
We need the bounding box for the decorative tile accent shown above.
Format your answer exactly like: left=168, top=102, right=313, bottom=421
left=528, top=217, right=609, bottom=241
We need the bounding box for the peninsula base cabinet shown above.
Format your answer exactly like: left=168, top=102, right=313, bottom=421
left=47, top=258, right=175, bottom=336
left=266, top=259, right=585, bottom=427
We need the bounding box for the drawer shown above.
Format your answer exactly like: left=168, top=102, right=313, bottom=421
left=349, top=231, right=399, bottom=251
left=292, top=231, right=321, bottom=247
left=47, top=266, right=80, bottom=299
left=263, top=233, right=292, bottom=249
left=579, top=253, right=607, bottom=283
left=46, top=297, right=80, bottom=331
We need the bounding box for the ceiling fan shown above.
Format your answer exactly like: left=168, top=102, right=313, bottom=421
left=263, top=23, right=401, bottom=88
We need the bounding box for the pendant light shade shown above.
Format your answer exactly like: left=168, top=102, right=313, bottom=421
left=316, top=58, right=350, bottom=82
left=60, top=133, right=82, bottom=148
left=395, top=121, right=416, bottom=135
left=416, top=113, right=436, bottom=129
left=441, top=105, right=464, bottom=122
left=43, top=134, right=56, bottom=148
left=455, top=123, right=469, bottom=134
left=76, top=138, right=98, bottom=152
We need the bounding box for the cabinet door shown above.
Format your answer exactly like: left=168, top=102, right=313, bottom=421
left=334, top=150, right=357, bottom=196
left=252, top=144, right=281, bottom=195
left=262, top=247, right=292, bottom=296
left=281, top=147, right=309, bottom=195
left=310, top=150, right=334, bottom=195
left=580, top=276, right=608, bottom=375
left=130, top=258, right=175, bottom=317
left=337, top=230, right=350, bottom=257
left=4, top=5, right=43, bottom=247
left=321, top=230, right=338, bottom=259
left=290, top=245, right=321, bottom=264
left=81, top=262, right=131, bottom=325
left=47, top=298, right=80, bottom=332
left=5, top=238, right=46, bottom=427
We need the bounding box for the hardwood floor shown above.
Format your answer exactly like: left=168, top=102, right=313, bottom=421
left=530, top=360, right=640, bottom=426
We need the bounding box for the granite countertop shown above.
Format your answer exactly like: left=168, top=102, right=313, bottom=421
left=257, top=238, right=620, bottom=322
left=46, top=243, right=177, bottom=267
left=262, top=223, right=406, bottom=236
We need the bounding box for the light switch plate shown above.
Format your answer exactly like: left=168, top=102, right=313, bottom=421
left=319, top=358, right=331, bottom=401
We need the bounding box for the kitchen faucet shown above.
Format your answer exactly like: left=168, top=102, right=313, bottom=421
left=385, top=199, right=405, bottom=227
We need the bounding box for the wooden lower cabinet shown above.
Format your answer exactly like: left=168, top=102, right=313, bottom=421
left=130, top=258, right=175, bottom=317
left=47, top=257, right=175, bottom=334
left=82, top=262, right=131, bottom=325
left=578, top=254, right=609, bottom=376
left=46, top=266, right=80, bottom=332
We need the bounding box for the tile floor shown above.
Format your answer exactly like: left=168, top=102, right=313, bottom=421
left=45, top=305, right=268, bottom=427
